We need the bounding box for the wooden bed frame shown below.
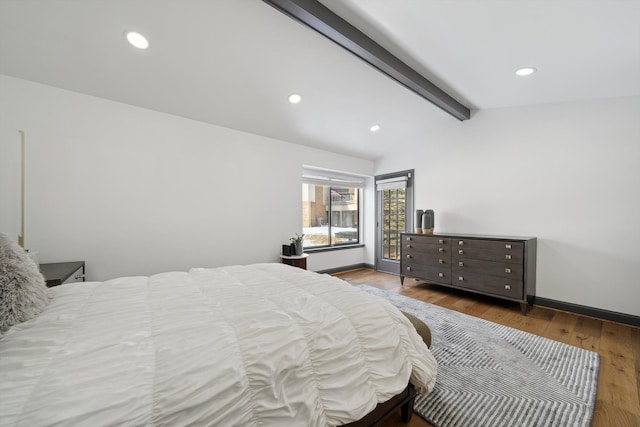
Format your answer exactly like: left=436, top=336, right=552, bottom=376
left=342, top=384, right=417, bottom=426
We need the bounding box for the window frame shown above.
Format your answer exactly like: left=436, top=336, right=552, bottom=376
left=302, top=168, right=364, bottom=252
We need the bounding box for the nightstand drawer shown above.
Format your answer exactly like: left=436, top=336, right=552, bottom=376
left=63, top=266, right=85, bottom=284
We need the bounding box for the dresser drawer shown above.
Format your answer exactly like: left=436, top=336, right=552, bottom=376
left=404, top=252, right=450, bottom=266
left=404, top=244, right=451, bottom=259
left=402, top=262, right=451, bottom=284
left=453, top=239, right=524, bottom=264
left=451, top=271, right=524, bottom=299
left=403, top=235, right=450, bottom=252
left=403, top=234, right=451, bottom=244
left=453, top=258, right=523, bottom=279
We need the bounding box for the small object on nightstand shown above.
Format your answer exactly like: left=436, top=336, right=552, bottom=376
left=280, top=253, right=308, bottom=270
left=39, top=261, right=85, bottom=287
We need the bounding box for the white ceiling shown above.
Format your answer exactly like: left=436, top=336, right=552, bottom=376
left=1, top=0, right=638, bottom=160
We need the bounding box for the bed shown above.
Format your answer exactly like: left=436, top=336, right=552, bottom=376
left=0, top=238, right=437, bottom=426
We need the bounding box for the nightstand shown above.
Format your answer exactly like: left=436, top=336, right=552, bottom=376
left=40, top=261, right=85, bottom=287
left=280, top=253, right=308, bottom=270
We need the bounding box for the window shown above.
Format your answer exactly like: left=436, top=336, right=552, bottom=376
left=381, top=186, right=406, bottom=261
left=302, top=167, right=364, bottom=249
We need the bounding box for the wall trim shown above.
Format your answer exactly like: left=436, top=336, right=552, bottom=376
left=306, top=244, right=364, bottom=254
left=535, top=297, right=640, bottom=328
left=316, top=263, right=374, bottom=275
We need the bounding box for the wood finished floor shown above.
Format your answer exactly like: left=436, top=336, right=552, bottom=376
left=333, top=269, right=640, bottom=427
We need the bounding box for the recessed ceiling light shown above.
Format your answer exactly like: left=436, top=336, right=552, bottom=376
left=370, top=124, right=380, bottom=132
left=288, top=93, right=302, bottom=104
left=515, top=67, right=537, bottom=77
left=126, top=31, right=149, bottom=49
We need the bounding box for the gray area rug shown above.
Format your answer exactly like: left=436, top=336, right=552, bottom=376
left=357, top=285, right=599, bottom=427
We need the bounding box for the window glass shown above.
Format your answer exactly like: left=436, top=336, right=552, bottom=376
left=381, top=188, right=406, bottom=260
left=302, top=183, right=359, bottom=248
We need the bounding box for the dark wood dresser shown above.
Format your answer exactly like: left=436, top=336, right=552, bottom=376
left=400, top=233, right=536, bottom=313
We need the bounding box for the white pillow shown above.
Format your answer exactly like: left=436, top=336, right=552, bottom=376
left=0, top=233, right=49, bottom=332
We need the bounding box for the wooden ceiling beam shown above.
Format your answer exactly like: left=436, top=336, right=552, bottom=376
left=263, top=0, right=470, bottom=121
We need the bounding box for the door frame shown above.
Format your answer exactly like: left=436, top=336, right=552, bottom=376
left=374, top=170, right=414, bottom=275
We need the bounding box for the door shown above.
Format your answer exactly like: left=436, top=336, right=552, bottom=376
left=375, top=170, right=413, bottom=275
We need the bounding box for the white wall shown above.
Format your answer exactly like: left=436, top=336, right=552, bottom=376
left=376, top=96, right=640, bottom=317
left=4, top=75, right=637, bottom=316
left=0, top=75, right=374, bottom=280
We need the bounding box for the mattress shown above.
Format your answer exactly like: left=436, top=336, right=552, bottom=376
left=0, top=263, right=437, bottom=426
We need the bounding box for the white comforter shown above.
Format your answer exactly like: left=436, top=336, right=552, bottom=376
left=0, top=263, right=437, bottom=426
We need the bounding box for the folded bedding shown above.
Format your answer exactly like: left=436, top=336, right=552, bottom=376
left=0, top=263, right=437, bottom=426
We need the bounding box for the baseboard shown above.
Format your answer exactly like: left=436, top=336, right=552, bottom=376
left=315, top=263, right=375, bottom=275
left=535, top=297, right=640, bottom=328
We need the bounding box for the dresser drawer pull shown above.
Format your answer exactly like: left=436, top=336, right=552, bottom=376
left=505, top=268, right=512, bottom=273
left=504, top=284, right=511, bottom=290
left=438, top=272, right=444, bottom=278
left=438, top=239, right=444, bottom=244
left=458, top=276, right=464, bottom=281
left=407, top=237, right=413, bottom=241
left=407, top=245, right=412, bottom=249
left=439, top=248, right=445, bottom=253
left=459, top=249, right=464, bottom=255
left=505, top=254, right=512, bottom=260
left=459, top=261, right=464, bottom=267
left=407, top=266, right=412, bottom=271
left=406, top=254, right=413, bottom=259
left=458, top=240, right=464, bottom=246
left=439, top=259, right=445, bottom=264
left=505, top=244, right=512, bottom=249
